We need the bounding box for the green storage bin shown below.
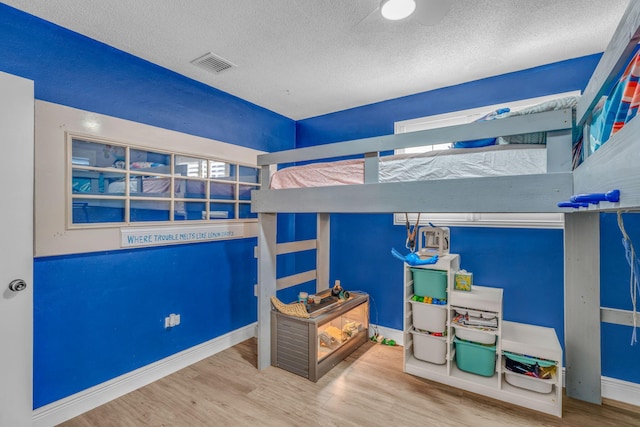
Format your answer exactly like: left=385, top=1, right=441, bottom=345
left=411, top=268, right=447, bottom=299
left=454, top=337, right=496, bottom=377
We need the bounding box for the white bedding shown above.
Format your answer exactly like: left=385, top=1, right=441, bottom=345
left=108, top=180, right=138, bottom=193
left=269, top=145, right=546, bottom=189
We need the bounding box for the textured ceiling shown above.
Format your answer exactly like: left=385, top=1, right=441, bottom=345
left=4, top=0, right=630, bottom=120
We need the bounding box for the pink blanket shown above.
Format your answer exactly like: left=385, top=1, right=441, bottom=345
left=270, top=159, right=364, bottom=189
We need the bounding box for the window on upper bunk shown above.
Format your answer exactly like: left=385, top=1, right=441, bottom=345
left=69, top=137, right=260, bottom=226
left=392, top=91, right=580, bottom=229
left=395, top=91, right=580, bottom=154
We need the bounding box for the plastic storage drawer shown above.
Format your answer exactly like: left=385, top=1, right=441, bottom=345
left=454, top=337, right=496, bottom=377
left=411, top=329, right=446, bottom=364
left=411, top=301, right=446, bottom=333
left=504, top=371, right=553, bottom=394
left=411, top=268, right=447, bottom=299
left=454, top=327, right=496, bottom=345
left=503, top=352, right=556, bottom=393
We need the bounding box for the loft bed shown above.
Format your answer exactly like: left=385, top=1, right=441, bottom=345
left=252, top=1, right=640, bottom=408
left=253, top=106, right=574, bottom=214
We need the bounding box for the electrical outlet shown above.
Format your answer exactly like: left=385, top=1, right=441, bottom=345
left=164, top=313, right=181, bottom=328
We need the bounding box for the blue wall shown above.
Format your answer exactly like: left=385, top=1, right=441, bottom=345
left=296, top=59, right=640, bottom=385
left=600, top=213, right=640, bottom=384
left=0, top=5, right=295, bottom=408
left=328, top=215, right=564, bottom=343
left=0, top=4, right=295, bottom=152
left=33, top=240, right=257, bottom=407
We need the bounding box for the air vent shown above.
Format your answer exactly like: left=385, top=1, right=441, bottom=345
left=190, top=52, right=236, bottom=74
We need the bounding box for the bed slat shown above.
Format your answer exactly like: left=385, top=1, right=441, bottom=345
left=276, top=270, right=317, bottom=290
left=275, top=239, right=317, bottom=255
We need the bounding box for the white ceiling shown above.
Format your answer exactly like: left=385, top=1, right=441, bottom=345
left=5, top=0, right=630, bottom=120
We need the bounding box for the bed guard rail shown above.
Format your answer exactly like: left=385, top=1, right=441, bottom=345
left=258, top=108, right=573, bottom=170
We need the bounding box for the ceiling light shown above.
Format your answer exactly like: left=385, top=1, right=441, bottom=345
left=380, top=0, right=416, bottom=21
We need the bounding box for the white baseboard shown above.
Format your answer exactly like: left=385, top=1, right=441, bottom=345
left=559, top=369, right=640, bottom=407
left=32, top=323, right=257, bottom=427
left=601, top=375, right=640, bottom=407
left=369, top=324, right=404, bottom=346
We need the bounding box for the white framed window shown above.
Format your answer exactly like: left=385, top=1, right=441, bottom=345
left=35, top=101, right=266, bottom=257
left=392, top=91, right=580, bottom=229
left=68, top=135, right=260, bottom=227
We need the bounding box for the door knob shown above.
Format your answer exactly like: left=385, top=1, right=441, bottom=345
left=8, top=279, right=27, bottom=292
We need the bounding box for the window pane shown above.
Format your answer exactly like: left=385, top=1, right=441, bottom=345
left=209, top=161, right=235, bottom=180
left=238, top=165, right=260, bottom=184
left=130, top=200, right=170, bottom=222
left=238, top=184, right=258, bottom=201
left=70, top=137, right=258, bottom=228
left=238, top=202, right=256, bottom=219
left=209, top=182, right=235, bottom=200
left=175, top=155, right=207, bottom=177
left=129, top=176, right=171, bottom=198
left=175, top=178, right=206, bottom=199
left=72, top=198, right=125, bottom=224
left=130, top=149, right=171, bottom=174
left=72, top=139, right=125, bottom=168
left=209, top=202, right=234, bottom=220
left=174, top=201, right=207, bottom=221
left=72, top=169, right=126, bottom=195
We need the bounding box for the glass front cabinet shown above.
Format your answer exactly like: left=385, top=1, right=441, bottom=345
left=271, top=292, right=369, bottom=382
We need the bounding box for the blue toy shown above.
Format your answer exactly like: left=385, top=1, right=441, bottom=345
left=391, top=248, right=438, bottom=266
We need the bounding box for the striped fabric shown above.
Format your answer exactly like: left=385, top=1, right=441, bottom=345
left=590, top=49, right=640, bottom=152
left=611, top=52, right=640, bottom=135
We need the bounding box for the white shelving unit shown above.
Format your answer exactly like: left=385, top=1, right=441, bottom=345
left=501, top=321, right=563, bottom=417
left=402, top=254, right=563, bottom=417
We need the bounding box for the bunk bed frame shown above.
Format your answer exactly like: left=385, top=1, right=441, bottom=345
left=252, top=1, right=640, bottom=407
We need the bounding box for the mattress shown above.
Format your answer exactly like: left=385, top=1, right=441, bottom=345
left=269, top=144, right=546, bottom=189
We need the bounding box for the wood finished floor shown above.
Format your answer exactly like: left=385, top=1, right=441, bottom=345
left=60, top=338, right=640, bottom=427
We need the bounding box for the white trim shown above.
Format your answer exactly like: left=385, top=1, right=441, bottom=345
left=369, top=324, right=404, bottom=346
left=393, top=212, right=564, bottom=229
left=559, top=369, right=640, bottom=408
left=35, top=101, right=265, bottom=257
left=32, top=323, right=257, bottom=427
left=601, top=375, right=640, bottom=407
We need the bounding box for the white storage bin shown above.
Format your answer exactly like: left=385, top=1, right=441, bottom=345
left=504, top=371, right=553, bottom=394
left=454, top=327, right=496, bottom=345
left=410, top=329, right=446, bottom=364
left=411, top=301, right=446, bottom=333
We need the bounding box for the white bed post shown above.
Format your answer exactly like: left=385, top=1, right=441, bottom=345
left=257, top=212, right=276, bottom=370
left=564, top=211, right=602, bottom=403
left=257, top=211, right=277, bottom=370
left=317, top=213, right=330, bottom=292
